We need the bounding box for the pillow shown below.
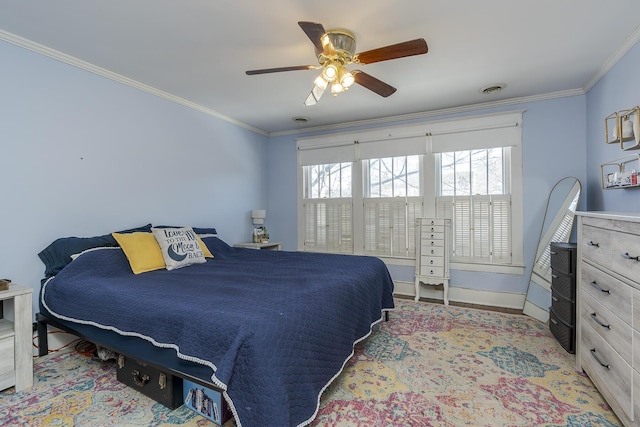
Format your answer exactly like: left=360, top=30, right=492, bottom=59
left=151, top=227, right=206, bottom=271
left=193, top=227, right=218, bottom=236
left=200, top=236, right=233, bottom=257
left=112, top=232, right=165, bottom=274
left=152, top=226, right=213, bottom=258
left=156, top=226, right=218, bottom=237
left=196, top=236, right=214, bottom=258
left=38, top=223, right=152, bottom=277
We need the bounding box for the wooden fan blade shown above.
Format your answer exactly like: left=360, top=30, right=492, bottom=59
left=355, top=38, right=428, bottom=64
left=246, top=65, right=315, bottom=75
left=353, top=71, right=397, bottom=97
left=298, top=21, right=326, bottom=52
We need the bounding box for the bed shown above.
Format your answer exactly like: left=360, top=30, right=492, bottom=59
left=37, top=227, right=395, bottom=427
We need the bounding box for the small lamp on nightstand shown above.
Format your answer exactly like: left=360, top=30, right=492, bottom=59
left=251, top=210, right=269, bottom=243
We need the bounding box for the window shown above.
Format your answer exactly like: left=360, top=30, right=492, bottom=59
left=302, top=163, right=353, bottom=253
left=363, top=156, right=422, bottom=258
left=296, top=110, right=524, bottom=273
left=436, top=148, right=512, bottom=264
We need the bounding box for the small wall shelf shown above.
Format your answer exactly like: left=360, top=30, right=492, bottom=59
left=601, top=154, right=640, bottom=189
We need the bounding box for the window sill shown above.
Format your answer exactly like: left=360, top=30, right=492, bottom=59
left=450, top=261, right=525, bottom=275
left=375, top=256, right=415, bottom=267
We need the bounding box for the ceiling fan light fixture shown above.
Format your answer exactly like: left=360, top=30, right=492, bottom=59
left=338, top=67, right=354, bottom=88
left=247, top=21, right=429, bottom=106
left=313, top=74, right=328, bottom=90
left=331, top=82, right=345, bottom=95
left=323, top=63, right=338, bottom=82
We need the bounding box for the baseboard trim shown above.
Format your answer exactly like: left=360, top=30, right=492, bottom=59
left=394, top=280, right=527, bottom=312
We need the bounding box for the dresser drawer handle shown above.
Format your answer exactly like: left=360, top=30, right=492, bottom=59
left=622, top=252, right=640, bottom=261
left=589, top=348, right=610, bottom=369
left=590, top=312, right=611, bottom=329
left=552, top=296, right=558, bottom=302
left=551, top=274, right=558, bottom=279
left=589, top=281, right=610, bottom=294
left=587, top=241, right=599, bottom=247
left=550, top=251, right=557, bottom=255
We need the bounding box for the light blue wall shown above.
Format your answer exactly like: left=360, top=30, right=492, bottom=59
left=586, top=41, right=640, bottom=211
left=267, top=96, right=588, bottom=300
left=1, top=40, right=269, bottom=313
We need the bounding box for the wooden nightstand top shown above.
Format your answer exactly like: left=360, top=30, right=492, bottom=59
left=234, top=242, right=282, bottom=250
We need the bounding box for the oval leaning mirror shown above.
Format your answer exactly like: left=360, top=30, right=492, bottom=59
left=523, top=176, right=582, bottom=322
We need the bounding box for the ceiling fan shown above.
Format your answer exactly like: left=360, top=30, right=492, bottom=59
left=246, top=21, right=428, bottom=106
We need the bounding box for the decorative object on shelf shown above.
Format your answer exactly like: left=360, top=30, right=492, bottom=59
left=600, top=154, right=640, bottom=189
left=620, top=106, right=640, bottom=150
left=251, top=209, right=269, bottom=243
left=0, top=278, right=10, bottom=291
left=604, top=106, right=640, bottom=149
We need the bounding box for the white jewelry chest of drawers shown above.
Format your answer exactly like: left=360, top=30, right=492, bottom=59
left=576, top=212, right=640, bottom=427
left=415, top=218, right=451, bottom=305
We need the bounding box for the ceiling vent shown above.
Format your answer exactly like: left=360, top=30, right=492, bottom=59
left=480, top=83, right=506, bottom=95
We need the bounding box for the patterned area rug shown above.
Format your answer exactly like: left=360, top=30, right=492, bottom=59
left=1, top=299, right=621, bottom=427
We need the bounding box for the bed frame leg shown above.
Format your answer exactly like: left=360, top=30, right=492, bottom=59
left=36, top=315, right=49, bottom=357
left=384, top=311, right=389, bottom=322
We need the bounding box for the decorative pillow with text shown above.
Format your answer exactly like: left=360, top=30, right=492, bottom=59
left=151, top=227, right=206, bottom=270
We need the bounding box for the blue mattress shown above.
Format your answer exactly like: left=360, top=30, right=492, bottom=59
left=41, top=237, right=394, bottom=427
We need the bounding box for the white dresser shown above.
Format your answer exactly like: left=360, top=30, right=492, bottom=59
left=415, top=217, right=451, bottom=305
left=576, top=212, right=640, bottom=427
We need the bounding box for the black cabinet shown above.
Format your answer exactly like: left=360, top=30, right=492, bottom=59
left=548, top=242, right=577, bottom=353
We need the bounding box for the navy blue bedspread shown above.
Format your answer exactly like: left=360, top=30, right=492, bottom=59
left=41, top=237, right=394, bottom=427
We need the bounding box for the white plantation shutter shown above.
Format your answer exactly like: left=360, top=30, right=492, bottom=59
left=491, top=195, right=512, bottom=263
left=364, top=198, right=421, bottom=257
left=406, top=200, right=422, bottom=257
left=473, top=197, right=491, bottom=260
left=453, top=197, right=472, bottom=258
left=436, top=195, right=511, bottom=264
left=304, top=200, right=353, bottom=253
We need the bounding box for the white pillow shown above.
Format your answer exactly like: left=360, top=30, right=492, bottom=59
left=151, top=227, right=206, bottom=271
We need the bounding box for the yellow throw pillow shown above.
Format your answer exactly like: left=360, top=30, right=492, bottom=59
left=112, top=232, right=166, bottom=274
left=196, top=235, right=214, bottom=258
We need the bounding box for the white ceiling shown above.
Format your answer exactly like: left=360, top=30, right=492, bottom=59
left=2, top=1, right=640, bottom=135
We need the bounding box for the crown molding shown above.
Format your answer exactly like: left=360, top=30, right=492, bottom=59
left=269, top=88, right=584, bottom=137
left=584, top=25, right=640, bottom=92
left=0, top=30, right=269, bottom=137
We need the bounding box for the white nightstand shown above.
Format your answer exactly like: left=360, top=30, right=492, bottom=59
left=0, top=284, right=33, bottom=391
left=234, top=242, right=282, bottom=251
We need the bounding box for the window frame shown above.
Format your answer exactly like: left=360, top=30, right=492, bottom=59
left=296, top=110, right=525, bottom=274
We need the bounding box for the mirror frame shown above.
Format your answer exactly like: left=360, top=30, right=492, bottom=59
left=523, top=176, right=582, bottom=322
